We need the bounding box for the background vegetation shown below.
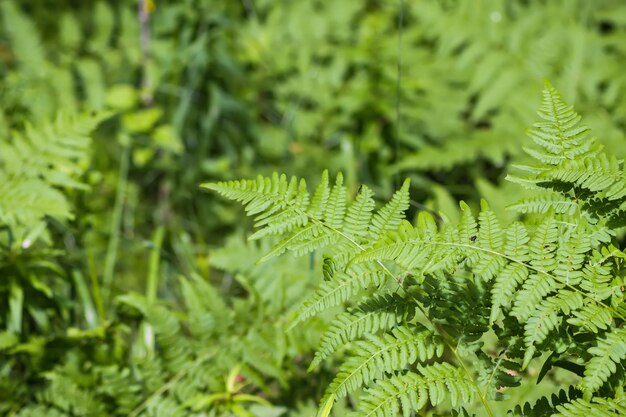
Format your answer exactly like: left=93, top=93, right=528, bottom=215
left=0, top=0, right=625, bottom=416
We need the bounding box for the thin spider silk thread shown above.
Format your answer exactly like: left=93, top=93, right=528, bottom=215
left=395, top=0, right=405, bottom=189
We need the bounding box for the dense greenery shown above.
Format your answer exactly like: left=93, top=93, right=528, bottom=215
left=0, top=1, right=625, bottom=416
left=209, top=85, right=626, bottom=416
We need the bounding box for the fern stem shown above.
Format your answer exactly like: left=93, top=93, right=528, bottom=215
left=88, top=248, right=105, bottom=323
left=310, top=217, right=403, bottom=285
left=449, top=343, right=495, bottom=417
left=102, top=144, right=130, bottom=313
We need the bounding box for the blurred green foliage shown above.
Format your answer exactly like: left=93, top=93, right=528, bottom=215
left=0, top=0, right=625, bottom=416
left=207, top=85, right=626, bottom=416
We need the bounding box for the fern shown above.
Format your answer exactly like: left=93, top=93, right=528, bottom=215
left=507, top=387, right=581, bottom=417
left=581, top=327, right=626, bottom=396
left=310, top=292, right=415, bottom=371
left=352, top=363, right=476, bottom=417
left=508, top=83, right=626, bottom=239
left=208, top=85, right=626, bottom=416
left=0, top=112, right=107, bottom=242
left=554, top=397, right=626, bottom=417
left=322, top=324, right=443, bottom=401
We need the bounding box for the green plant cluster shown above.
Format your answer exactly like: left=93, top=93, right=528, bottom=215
left=1, top=1, right=327, bottom=416
left=208, top=86, right=626, bottom=416
left=1, top=0, right=626, bottom=416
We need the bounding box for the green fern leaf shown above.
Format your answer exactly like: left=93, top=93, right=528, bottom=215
left=457, top=201, right=479, bottom=247
left=259, top=222, right=337, bottom=263
left=541, top=224, right=589, bottom=289
left=251, top=176, right=311, bottom=239
left=522, top=291, right=583, bottom=368
left=507, top=195, right=579, bottom=215
left=554, top=397, right=626, bottom=416
left=322, top=325, right=443, bottom=401
left=309, top=293, right=415, bottom=371
left=290, top=265, right=386, bottom=328
left=323, top=172, right=347, bottom=229
left=542, top=154, right=621, bottom=194
left=309, top=292, right=414, bottom=371
left=566, top=301, right=613, bottom=333
left=368, top=178, right=410, bottom=241
left=474, top=200, right=505, bottom=281
left=581, top=327, right=626, bottom=394
left=579, top=249, right=615, bottom=301
left=417, top=362, right=476, bottom=408
left=1, top=112, right=109, bottom=189
left=490, top=264, right=529, bottom=323
left=524, top=83, right=600, bottom=165
left=490, top=222, right=530, bottom=322
left=350, top=363, right=474, bottom=417
left=203, top=173, right=291, bottom=216
left=342, top=185, right=376, bottom=243
left=352, top=220, right=431, bottom=271
left=309, top=170, right=330, bottom=217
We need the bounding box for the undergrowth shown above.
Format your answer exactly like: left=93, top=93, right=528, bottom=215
left=2, top=1, right=626, bottom=416
left=207, top=85, right=626, bottom=416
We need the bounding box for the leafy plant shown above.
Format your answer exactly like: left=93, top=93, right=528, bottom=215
left=206, top=85, right=626, bottom=416
left=237, top=0, right=626, bottom=204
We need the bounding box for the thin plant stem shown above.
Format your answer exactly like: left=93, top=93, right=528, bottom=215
left=102, top=144, right=130, bottom=313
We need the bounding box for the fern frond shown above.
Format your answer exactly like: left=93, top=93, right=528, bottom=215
left=342, top=185, right=376, bottom=243
left=507, top=194, right=579, bottom=215
left=203, top=172, right=310, bottom=238
left=0, top=112, right=106, bottom=240
left=206, top=84, right=626, bottom=417
left=490, top=222, right=530, bottom=322
left=291, top=265, right=386, bottom=328
left=524, top=83, right=600, bottom=165
left=579, top=249, right=616, bottom=301
left=350, top=363, right=475, bottom=417
left=457, top=201, right=479, bottom=248
left=509, top=220, right=560, bottom=322
left=0, top=176, right=71, bottom=226
left=490, top=264, right=529, bottom=323
left=508, top=387, right=581, bottom=416
left=477, top=200, right=504, bottom=251
left=528, top=218, right=559, bottom=271
left=567, top=300, right=613, bottom=333
left=205, top=171, right=359, bottom=264
left=522, top=290, right=583, bottom=368
left=308, top=169, right=330, bottom=217
left=368, top=178, right=411, bottom=241
left=553, top=226, right=590, bottom=285
left=322, top=325, right=443, bottom=401
left=323, top=172, right=347, bottom=229
left=474, top=200, right=505, bottom=281
left=541, top=154, right=622, bottom=194
left=581, top=327, right=626, bottom=394
left=511, top=273, right=561, bottom=323
left=310, top=292, right=414, bottom=371
left=1, top=112, right=107, bottom=188
left=417, top=362, right=476, bottom=408
left=259, top=222, right=337, bottom=262
left=554, top=397, right=626, bottom=416
left=352, top=220, right=433, bottom=272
